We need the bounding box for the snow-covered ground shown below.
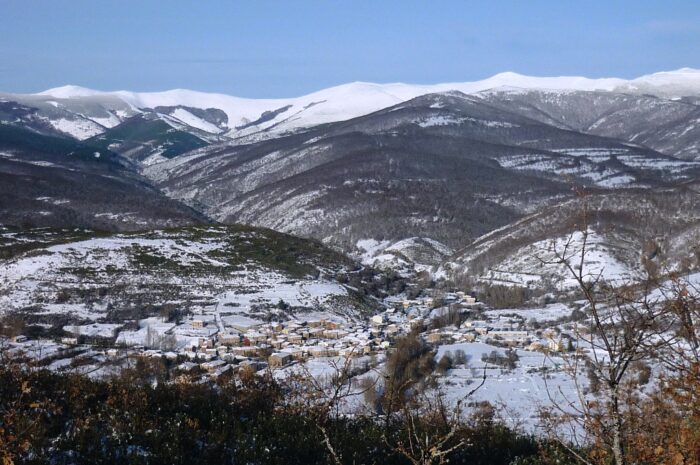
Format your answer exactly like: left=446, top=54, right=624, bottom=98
left=484, top=303, right=574, bottom=322
left=355, top=237, right=453, bottom=276
left=496, top=148, right=697, bottom=188
left=63, top=323, right=122, bottom=338
left=44, top=116, right=105, bottom=140
left=0, top=228, right=363, bottom=326
left=469, top=229, right=635, bottom=290
left=166, top=108, right=223, bottom=134
left=435, top=342, right=580, bottom=430
left=214, top=273, right=347, bottom=310
left=275, top=341, right=584, bottom=434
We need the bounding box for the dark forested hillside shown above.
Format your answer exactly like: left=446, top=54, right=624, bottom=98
left=0, top=124, right=209, bottom=231
left=143, top=92, right=700, bottom=251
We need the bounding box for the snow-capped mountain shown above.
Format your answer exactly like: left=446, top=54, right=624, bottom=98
left=477, top=88, right=700, bottom=161
left=140, top=91, right=700, bottom=253
left=5, top=68, right=700, bottom=144
left=2, top=68, right=700, bottom=282
left=31, top=72, right=625, bottom=136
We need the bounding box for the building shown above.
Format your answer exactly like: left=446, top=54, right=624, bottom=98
left=269, top=352, right=293, bottom=367
left=489, top=330, right=529, bottom=342
left=548, top=339, right=566, bottom=352
left=177, top=361, right=198, bottom=371
left=309, top=346, right=328, bottom=357
left=218, top=332, right=241, bottom=346
left=201, top=359, right=227, bottom=372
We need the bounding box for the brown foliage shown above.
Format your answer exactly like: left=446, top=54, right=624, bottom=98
left=624, top=365, right=700, bottom=465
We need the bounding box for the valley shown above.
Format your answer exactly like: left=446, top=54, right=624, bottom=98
left=2, top=69, right=700, bottom=461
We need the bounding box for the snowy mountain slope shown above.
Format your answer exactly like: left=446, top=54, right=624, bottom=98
left=83, top=113, right=213, bottom=164
left=0, top=226, right=387, bottom=326
left=0, top=123, right=208, bottom=231
left=141, top=98, right=567, bottom=248
left=445, top=185, right=700, bottom=292
left=613, top=68, right=700, bottom=98
left=355, top=237, right=454, bottom=276
left=478, top=88, right=700, bottom=161
left=0, top=92, right=134, bottom=138
left=0, top=91, right=226, bottom=146
left=18, top=68, right=700, bottom=143
left=2, top=70, right=700, bottom=268
left=1, top=68, right=699, bottom=179
left=331, top=92, right=700, bottom=186
left=35, top=74, right=622, bottom=132
left=473, top=229, right=635, bottom=290
left=141, top=91, right=700, bottom=252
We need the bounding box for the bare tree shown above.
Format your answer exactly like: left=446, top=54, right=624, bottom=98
left=280, top=349, right=376, bottom=465
left=0, top=343, right=55, bottom=465
left=381, top=375, right=485, bottom=465
left=377, top=330, right=487, bottom=465
left=537, top=197, right=666, bottom=465
left=281, top=340, right=486, bottom=465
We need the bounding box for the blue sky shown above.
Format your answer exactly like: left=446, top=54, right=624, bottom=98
left=2, top=0, right=699, bottom=97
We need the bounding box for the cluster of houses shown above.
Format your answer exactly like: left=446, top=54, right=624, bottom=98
left=116, top=291, right=488, bottom=379
left=3, top=289, right=574, bottom=380
left=112, top=309, right=417, bottom=379
left=422, top=315, right=571, bottom=353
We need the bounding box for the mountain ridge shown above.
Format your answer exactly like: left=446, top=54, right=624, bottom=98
left=3, top=70, right=700, bottom=287
left=10, top=68, right=700, bottom=142
left=35, top=67, right=700, bottom=102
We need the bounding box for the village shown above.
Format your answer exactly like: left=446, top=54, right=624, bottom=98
left=3, top=288, right=579, bottom=382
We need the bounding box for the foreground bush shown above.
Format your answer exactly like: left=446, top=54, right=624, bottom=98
left=0, top=364, right=553, bottom=465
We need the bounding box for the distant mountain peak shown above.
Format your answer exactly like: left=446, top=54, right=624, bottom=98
left=10, top=67, right=700, bottom=147
left=34, top=68, right=700, bottom=102
left=654, top=67, right=700, bottom=74
left=37, top=85, right=103, bottom=99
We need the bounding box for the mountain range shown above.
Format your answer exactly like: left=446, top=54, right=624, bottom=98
left=2, top=68, right=700, bottom=293
left=4, top=68, right=700, bottom=144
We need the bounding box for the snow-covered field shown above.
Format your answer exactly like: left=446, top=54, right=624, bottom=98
left=215, top=273, right=347, bottom=310
left=485, top=303, right=574, bottom=322
left=63, top=323, right=122, bottom=338
left=0, top=228, right=366, bottom=326
left=355, top=237, right=453, bottom=276
left=473, top=229, right=634, bottom=290
left=277, top=341, right=583, bottom=433
left=435, top=342, right=580, bottom=429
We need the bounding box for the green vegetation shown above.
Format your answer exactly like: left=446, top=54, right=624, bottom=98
left=87, top=116, right=208, bottom=159
left=0, top=226, right=111, bottom=260
left=0, top=362, right=563, bottom=465
left=0, top=123, right=121, bottom=163
left=0, top=225, right=396, bottom=320
left=129, top=244, right=184, bottom=270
